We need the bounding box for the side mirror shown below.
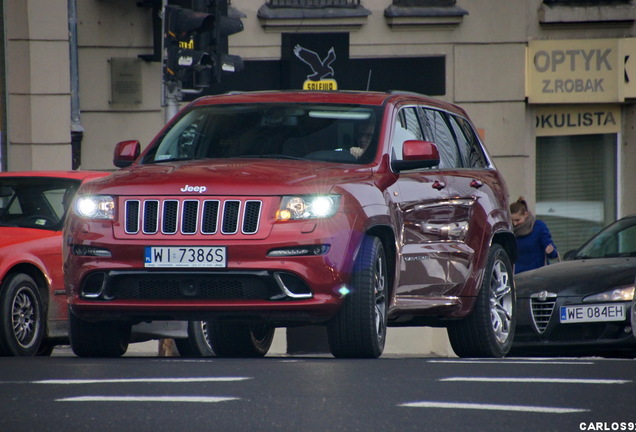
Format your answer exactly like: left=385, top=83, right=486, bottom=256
left=113, top=140, right=141, bottom=168
left=391, top=140, right=440, bottom=172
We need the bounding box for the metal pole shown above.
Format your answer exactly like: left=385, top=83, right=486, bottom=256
left=68, top=0, right=83, bottom=169
left=161, top=0, right=181, bottom=123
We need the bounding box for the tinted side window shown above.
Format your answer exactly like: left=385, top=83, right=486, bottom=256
left=448, top=115, right=488, bottom=168
left=391, top=107, right=424, bottom=161
left=420, top=108, right=459, bottom=169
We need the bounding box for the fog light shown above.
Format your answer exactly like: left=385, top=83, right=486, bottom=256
left=73, top=245, right=112, bottom=258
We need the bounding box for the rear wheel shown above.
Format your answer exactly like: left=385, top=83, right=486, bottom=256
left=206, top=320, right=274, bottom=357
left=0, top=274, right=45, bottom=356
left=327, top=235, right=388, bottom=358
left=447, top=244, right=515, bottom=358
left=69, top=310, right=131, bottom=357
left=175, top=321, right=215, bottom=357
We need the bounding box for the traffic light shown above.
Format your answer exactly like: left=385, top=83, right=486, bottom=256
left=163, top=5, right=215, bottom=84
left=208, top=0, right=244, bottom=83
left=163, top=2, right=243, bottom=88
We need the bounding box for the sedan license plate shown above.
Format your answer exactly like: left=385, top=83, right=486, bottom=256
left=144, top=246, right=226, bottom=268
left=560, top=303, right=627, bottom=324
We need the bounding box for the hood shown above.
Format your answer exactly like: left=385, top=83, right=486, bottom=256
left=515, top=257, right=636, bottom=298
left=0, top=227, right=59, bottom=247
left=82, top=159, right=373, bottom=196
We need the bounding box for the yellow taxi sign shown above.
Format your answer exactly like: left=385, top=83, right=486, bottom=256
left=303, top=79, right=338, bottom=91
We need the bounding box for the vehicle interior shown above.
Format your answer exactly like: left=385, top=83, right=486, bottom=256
left=145, top=103, right=381, bottom=165
left=0, top=178, right=79, bottom=230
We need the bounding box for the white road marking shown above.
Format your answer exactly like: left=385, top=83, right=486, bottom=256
left=439, top=377, right=630, bottom=384
left=426, top=359, right=595, bottom=365
left=32, top=377, right=251, bottom=385
left=399, top=401, right=588, bottom=413
left=56, top=396, right=239, bottom=403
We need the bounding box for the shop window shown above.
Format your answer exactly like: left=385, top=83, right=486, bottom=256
left=536, top=134, right=617, bottom=254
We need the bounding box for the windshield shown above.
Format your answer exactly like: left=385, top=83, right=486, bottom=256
left=142, top=103, right=381, bottom=165
left=0, top=177, right=81, bottom=230
left=574, top=217, right=636, bottom=259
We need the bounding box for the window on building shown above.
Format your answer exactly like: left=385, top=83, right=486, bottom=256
left=258, top=0, right=370, bottom=27
left=392, top=0, right=457, bottom=5
left=539, top=0, right=634, bottom=25
left=536, top=134, right=617, bottom=254
left=266, top=0, right=360, bottom=6
left=384, top=0, right=467, bottom=29
left=543, top=0, right=630, bottom=4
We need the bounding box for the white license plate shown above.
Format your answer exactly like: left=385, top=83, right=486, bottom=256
left=559, top=303, right=627, bottom=324
left=144, top=246, right=226, bottom=268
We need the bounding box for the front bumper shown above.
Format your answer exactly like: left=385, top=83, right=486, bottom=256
left=65, top=209, right=362, bottom=324
left=512, top=297, right=635, bottom=354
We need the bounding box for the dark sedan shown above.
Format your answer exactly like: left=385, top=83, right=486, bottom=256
left=511, top=215, right=636, bottom=357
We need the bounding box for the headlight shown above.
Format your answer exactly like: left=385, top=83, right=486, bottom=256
left=276, top=195, right=340, bottom=221
left=584, top=286, right=635, bottom=302
left=75, top=195, right=115, bottom=219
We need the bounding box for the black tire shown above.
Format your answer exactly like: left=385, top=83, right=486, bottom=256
left=206, top=320, right=274, bottom=358
left=327, top=235, right=388, bottom=358
left=175, top=321, right=215, bottom=357
left=447, top=243, right=515, bottom=358
left=0, top=273, right=45, bottom=356
left=69, top=309, right=131, bottom=357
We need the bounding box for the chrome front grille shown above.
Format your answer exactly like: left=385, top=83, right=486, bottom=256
left=124, top=198, right=262, bottom=236
left=530, top=292, right=557, bottom=333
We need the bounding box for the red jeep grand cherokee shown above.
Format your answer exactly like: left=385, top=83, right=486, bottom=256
left=64, top=91, right=517, bottom=358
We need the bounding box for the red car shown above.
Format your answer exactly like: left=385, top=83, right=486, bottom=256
left=0, top=171, right=211, bottom=357
left=0, top=171, right=110, bottom=356
left=64, top=91, right=517, bottom=358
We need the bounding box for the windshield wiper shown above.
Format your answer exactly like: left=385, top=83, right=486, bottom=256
left=572, top=254, right=594, bottom=260
left=147, top=157, right=193, bottom=164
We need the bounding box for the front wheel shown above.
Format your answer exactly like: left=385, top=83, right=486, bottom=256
left=0, top=273, right=45, bottom=356
left=447, top=243, right=515, bottom=358
left=327, top=235, right=388, bottom=358
left=206, top=320, right=274, bottom=357
left=69, top=309, right=131, bottom=357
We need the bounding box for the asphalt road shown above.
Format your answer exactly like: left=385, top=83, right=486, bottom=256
left=0, top=351, right=634, bottom=432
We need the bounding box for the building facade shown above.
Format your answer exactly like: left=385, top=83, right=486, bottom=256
left=2, top=0, right=635, bottom=353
